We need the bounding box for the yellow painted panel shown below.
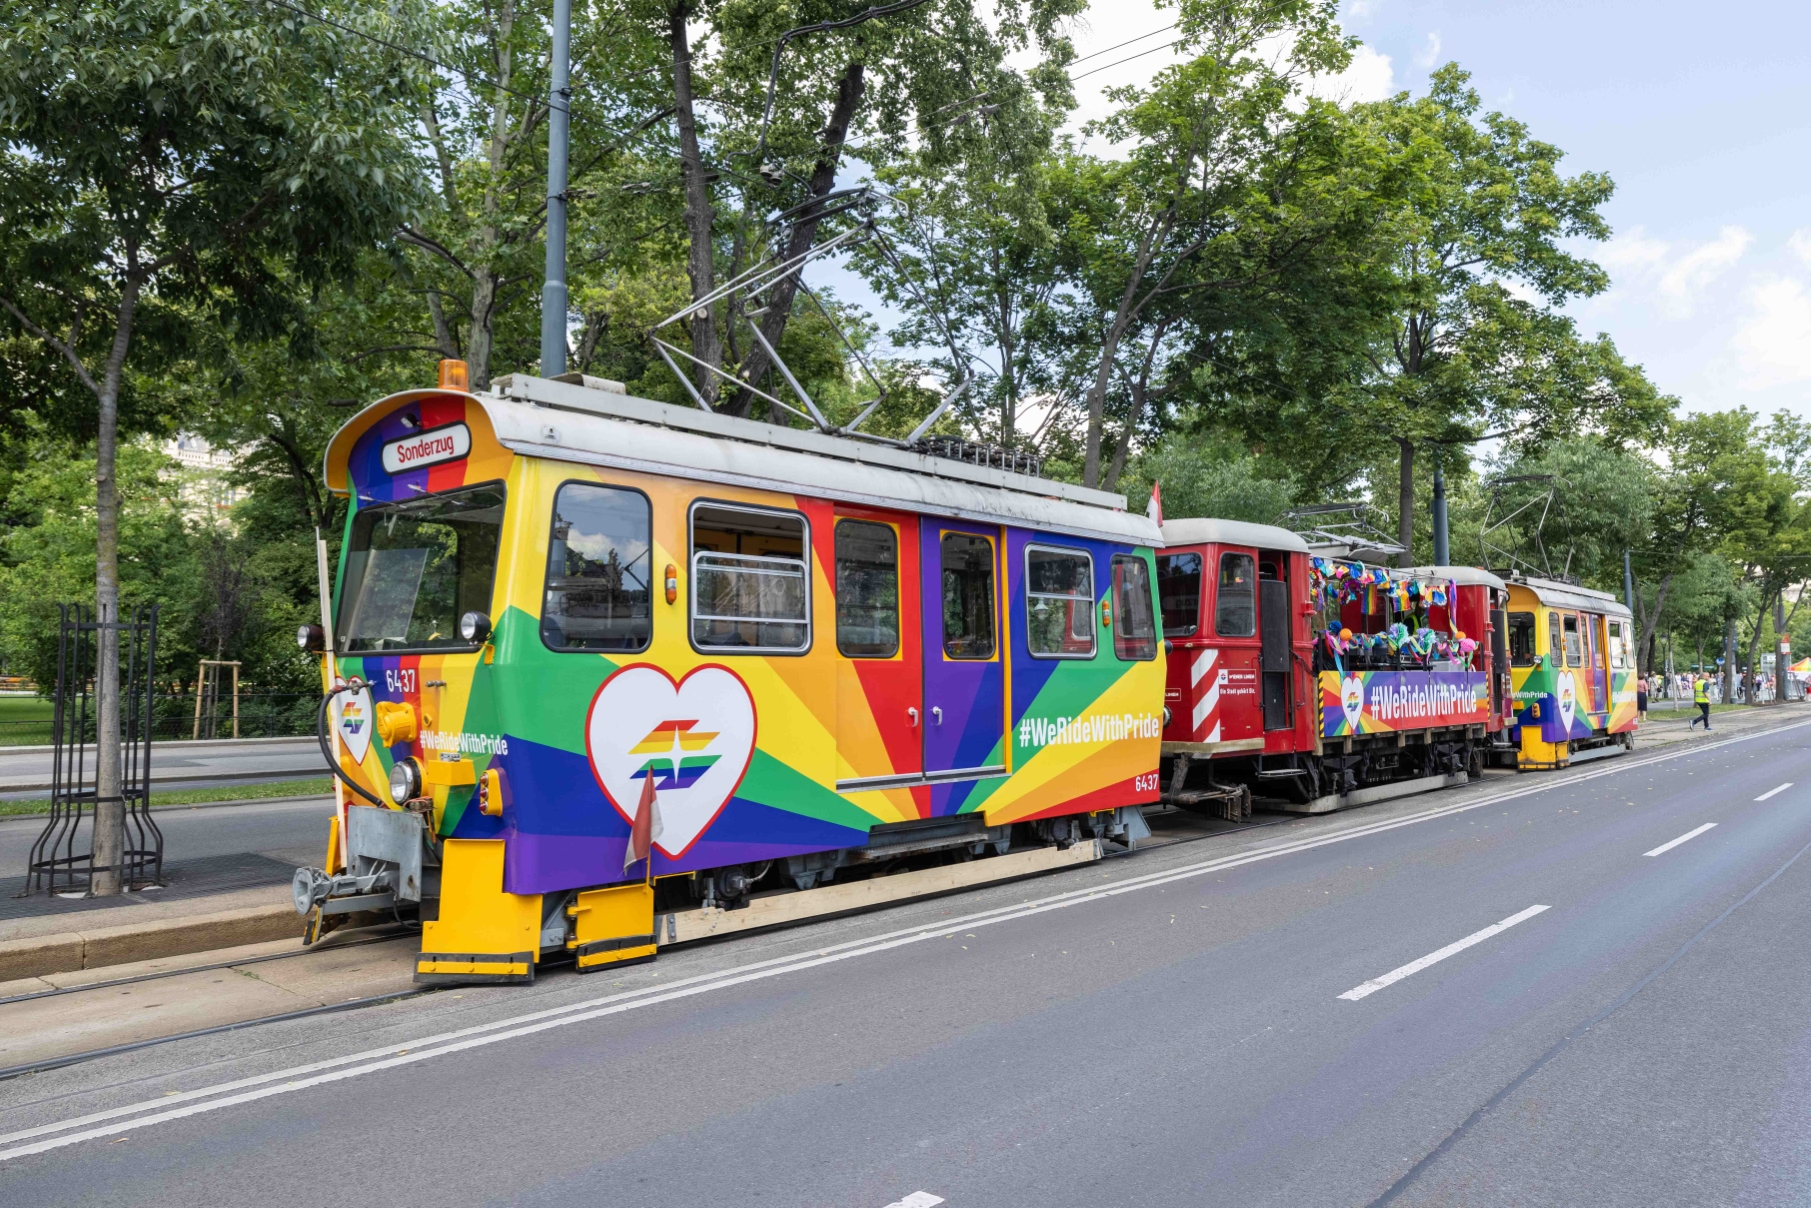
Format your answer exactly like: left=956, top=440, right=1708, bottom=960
left=421, top=838, right=541, bottom=963
left=570, top=881, right=655, bottom=945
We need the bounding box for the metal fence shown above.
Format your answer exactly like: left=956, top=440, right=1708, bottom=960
left=0, top=691, right=319, bottom=747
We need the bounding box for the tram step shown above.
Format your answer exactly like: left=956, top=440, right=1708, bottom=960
left=657, top=840, right=1103, bottom=947
left=1275, top=771, right=1471, bottom=816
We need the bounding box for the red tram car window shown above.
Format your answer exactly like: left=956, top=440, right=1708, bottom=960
left=1156, top=553, right=1202, bottom=637
left=1215, top=552, right=1257, bottom=638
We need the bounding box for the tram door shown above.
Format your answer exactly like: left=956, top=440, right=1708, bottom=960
left=832, top=508, right=923, bottom=786
left=921, top=519, right=1005, bottom=779
left=1259, top=565, right=1291, bottom=731
left=1489, top=602, right=1509, bottom=725
left=1587, top=614, right=1608, bottom=717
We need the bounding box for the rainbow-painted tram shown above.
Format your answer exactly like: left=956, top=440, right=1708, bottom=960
left=294, top=367, right=1165, bottom=984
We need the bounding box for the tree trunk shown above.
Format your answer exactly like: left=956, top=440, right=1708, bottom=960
left=670, top=5, right=720, bottom=405
left=468, top=267, right=499, bottom=389
left=466, top=0, right=517, bottom=390
left=722, top=60, right=865, bottom=419
left=1636, top=571, right=1672, bottom=677
left=1396, top=437, right=1415, bottom=569
left=1104, top=319, right=1168, bottom=493
left=1723, top=616, right=1738, bottom=706
left=1744, top=590, right=1776, bottom=705
left=1081, top=214, right=1170, bottom=490
left=92, top=279, right=140, bottom=897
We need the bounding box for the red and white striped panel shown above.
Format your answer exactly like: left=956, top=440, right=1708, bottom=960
left=1189, top=647, right=1224, bottom=742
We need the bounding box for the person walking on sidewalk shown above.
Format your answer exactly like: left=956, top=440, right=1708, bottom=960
left=1637, top=674, right=1649, bottom=721
left=1691, top=674, right=1712, bottom=730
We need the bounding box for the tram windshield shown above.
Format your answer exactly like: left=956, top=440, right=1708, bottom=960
left=1155, top=553, right=1201, bottom=637
left=1507, top=612, right=1537, bottom=667
left=337, top=484, right=505, bottom=653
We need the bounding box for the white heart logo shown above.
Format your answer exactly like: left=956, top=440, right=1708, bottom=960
left=331, top=687, right=374, bottom=764
left=586, top=664, right=757, bottom=859
left=1557, top=672, right=1577, bottom=732
left=1341, top=675, right=1366, bottom=733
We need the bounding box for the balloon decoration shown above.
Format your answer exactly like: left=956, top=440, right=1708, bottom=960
left=1306, top=558, right=1469, bottom=668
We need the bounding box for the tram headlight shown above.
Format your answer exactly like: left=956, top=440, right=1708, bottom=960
left=460, top=610, right=492, bottom=644
left=297, top=624, right=324, bottom=652
left=389, top=758, right=424, bottom=804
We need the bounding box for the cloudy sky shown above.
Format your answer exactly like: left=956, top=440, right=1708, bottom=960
left=838, top=0, right=1811, bottom=420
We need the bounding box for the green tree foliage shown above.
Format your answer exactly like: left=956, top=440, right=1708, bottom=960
left=1347, top=67, right=1673, bottom=563
left=0, top=0, right=429, bottom=887
left=1121, top=435, right=1296, bottom=527
left=646, top=0, right=1081, bottom=418
left=1471, top=438, right=1656, bottom=590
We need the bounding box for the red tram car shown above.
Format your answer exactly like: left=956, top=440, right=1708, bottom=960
left=1154, top=518, right=1512, bottom=817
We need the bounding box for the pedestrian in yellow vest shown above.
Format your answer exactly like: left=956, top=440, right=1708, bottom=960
left=1690, top=674, right=1711, bottom=731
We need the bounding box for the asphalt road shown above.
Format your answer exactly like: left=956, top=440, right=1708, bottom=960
left=4, top=717, right=1810, bottom=1206
left=0, top=797, right=331, bottom=874
left=0, top=736, right=327, bottom=796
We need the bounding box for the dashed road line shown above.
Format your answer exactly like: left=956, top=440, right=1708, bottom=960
left=1644, top=823, right=1718, bottom=858
left=1338, top=906, right=1551, bottom=1002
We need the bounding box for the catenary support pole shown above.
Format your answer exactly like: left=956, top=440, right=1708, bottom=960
left=1623, top=548, right=1634, bottom=611
left=539, top=0, right=571, bottom=378
left=1431, top=464, right=1449, bottom=567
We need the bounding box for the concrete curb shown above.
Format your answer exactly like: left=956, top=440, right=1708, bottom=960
left=0, top=904, right=301, bottom=982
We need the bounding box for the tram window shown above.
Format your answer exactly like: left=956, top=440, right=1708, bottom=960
left=834, top=520, right=899, bottom=658
left=338, top=484, right=505, bottom=653
left=1563, top=614, right=1582, bottom=667
left=1548, top=613, right=1563, bottom=665
left=1156, top=553, right=1201, bottom=637
left=941, top=533, right=996, bottom=660
left=1608, top=620, right=1628, bottom=670
left=541, top=484, right=652, bottom=652
left=1111, top=555, right=1158, bottom=661
left=1508, top=612, right=1537, bottom=667
left=691, top=504, right=809, bottom=652
left=1026, top=546, right=1095, bottom=658
left=1215, top=553, right=1257, bottom=638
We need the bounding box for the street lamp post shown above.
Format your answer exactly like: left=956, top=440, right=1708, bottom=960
left=539, top=0, right=571, bottom=379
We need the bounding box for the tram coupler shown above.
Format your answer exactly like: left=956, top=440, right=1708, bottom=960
left=1161, top=753, right=1252, bottom=822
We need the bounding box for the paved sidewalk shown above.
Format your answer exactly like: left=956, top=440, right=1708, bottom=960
left=1634, top=700, right=1807, bottom=749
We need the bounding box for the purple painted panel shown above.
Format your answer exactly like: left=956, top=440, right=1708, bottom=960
left=921, top=518, right=1005, bottom=789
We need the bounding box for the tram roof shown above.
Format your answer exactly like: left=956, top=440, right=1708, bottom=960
left=1159, top=517, right=1310, bottom=553
left=1505, top=574, right=1632, bottom=618
left=326, top=375, right=1162, bottom=546
left=1406, top=565, right=1507, bottom=590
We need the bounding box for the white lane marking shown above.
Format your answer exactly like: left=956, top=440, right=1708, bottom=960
left=1338, top=905, right=1551, bottom=1002
left=1644, top=823, right=1718, bottom=857
left=884, top=1194, right=945, bottom=1208
left=1757, top=782, right=1793, bottom=802
left=8, top=719, right=1810, bottom=1160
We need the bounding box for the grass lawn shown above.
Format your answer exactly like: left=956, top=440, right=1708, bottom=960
left=0, top=776, right=334, bottom=818
left=0, top=695, right=54, bottom=745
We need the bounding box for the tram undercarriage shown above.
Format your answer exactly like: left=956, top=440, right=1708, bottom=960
left=1160, top=724, right=1488, bottom=819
